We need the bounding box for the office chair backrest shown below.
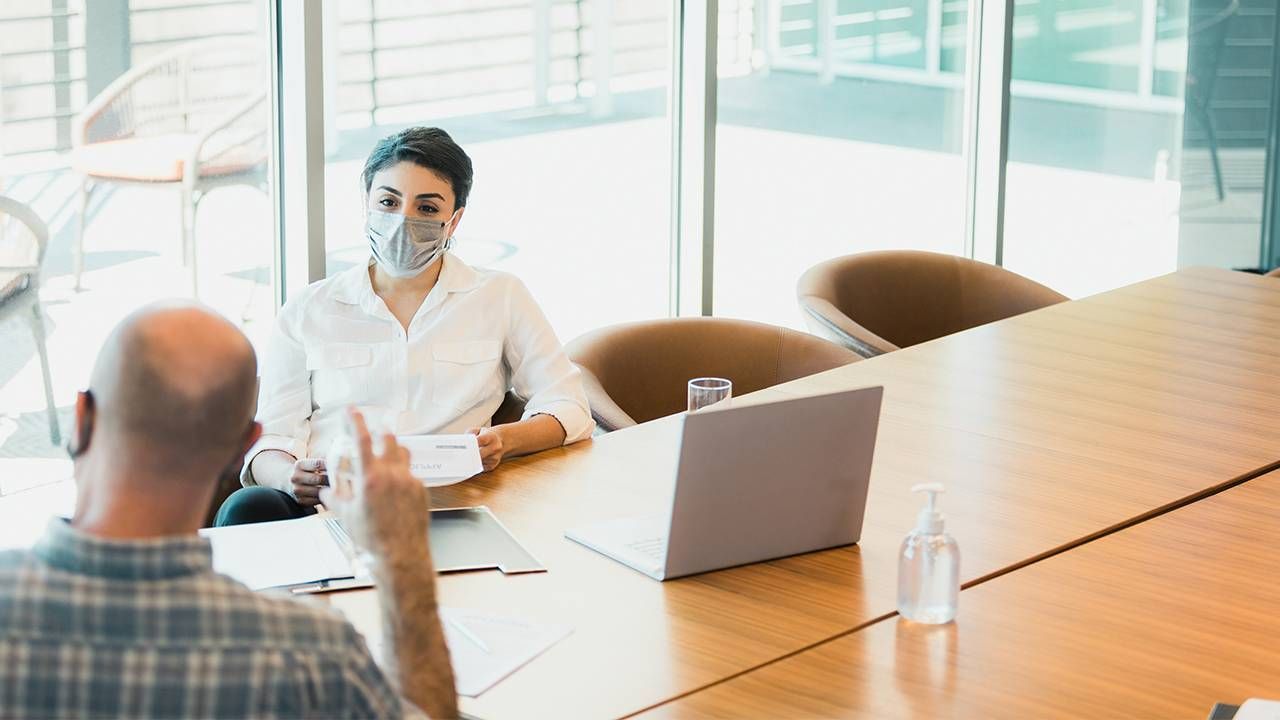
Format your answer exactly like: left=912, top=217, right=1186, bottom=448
left=566, top=317, right=861, bottom=431
left=798, top=250, right=1067, bottom=357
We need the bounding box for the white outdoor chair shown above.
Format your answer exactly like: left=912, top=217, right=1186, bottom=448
left=0, top=195, right=60, bottom=445
left=71, top=38, right=269, bottom=297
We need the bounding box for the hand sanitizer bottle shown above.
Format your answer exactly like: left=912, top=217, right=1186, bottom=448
left=897, top=483, right=959, bottom=624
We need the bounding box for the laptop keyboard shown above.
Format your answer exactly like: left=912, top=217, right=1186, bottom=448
left=625, top=536, right=667, bottom=561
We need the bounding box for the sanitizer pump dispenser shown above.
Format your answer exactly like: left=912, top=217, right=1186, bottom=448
left=897, top=483, right=960, bottom=624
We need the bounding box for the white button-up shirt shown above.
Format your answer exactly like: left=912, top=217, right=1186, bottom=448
left=242, top=253, right=593, bottom=484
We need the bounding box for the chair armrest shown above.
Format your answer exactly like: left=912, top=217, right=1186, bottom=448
left=798, top=294, right=895, bottom=358
left=577, top=365, right=637, bottom=432
left=0, top=195, right=50, bottom=266
left=184, top=90, right=269, bottom=185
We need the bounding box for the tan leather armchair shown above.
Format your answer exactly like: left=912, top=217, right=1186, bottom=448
left=1266, top=268, right=1280, bottom=278
left=798, top=250, right=1068, bottom=357
left=566, top=317, right=861, bottom=432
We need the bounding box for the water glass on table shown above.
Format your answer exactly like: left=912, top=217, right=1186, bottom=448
left=688, top=377, right=732, bottom=413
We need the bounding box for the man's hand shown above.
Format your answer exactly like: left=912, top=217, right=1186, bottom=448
left=469, top=426, right=506, bottom=472
left=321, top=410, right=431, bottom=559
left=290, top=458, right=328, bottom=507
left=320, top=409, right=456, bottom=719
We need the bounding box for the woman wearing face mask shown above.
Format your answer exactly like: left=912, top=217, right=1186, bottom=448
left=214, top=127, right=593, bottom=525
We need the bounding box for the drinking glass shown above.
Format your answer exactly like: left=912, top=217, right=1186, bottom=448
left=687, top=377, right=732, bottom=413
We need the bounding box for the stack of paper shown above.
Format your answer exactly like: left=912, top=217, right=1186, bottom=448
left=199, top=515, right=354, bottom=590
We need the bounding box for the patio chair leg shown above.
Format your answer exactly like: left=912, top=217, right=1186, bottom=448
left=179, top=186, right=192, bottom=269
left=187, top=191, right=201, bottom=298
left=74, top=178, right=92, bottom=292
left=28, top=301, right=61, bottom=446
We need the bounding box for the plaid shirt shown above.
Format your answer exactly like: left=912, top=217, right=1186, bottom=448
left=0, top=519, right=419, bottom=719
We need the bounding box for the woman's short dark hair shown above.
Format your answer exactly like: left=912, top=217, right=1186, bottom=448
left=361, top=127, right=474, bottom=208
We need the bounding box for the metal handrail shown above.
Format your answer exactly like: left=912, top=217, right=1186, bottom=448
left=0, top=43, right=84, bottom=59
left=0, top=11, right=76, bottom=23
left=129, top=1, right=252, bottom=14
left=362, top=3, right=552, bottom=22
left=357, top=54, right=589, bottom=85
left=334, top=0, right=673, bottom=120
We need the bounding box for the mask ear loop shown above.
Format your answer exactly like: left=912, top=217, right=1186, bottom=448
left=442, top=208, right=461, bottom=252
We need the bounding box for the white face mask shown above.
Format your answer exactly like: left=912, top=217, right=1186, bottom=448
left=365, top=209, right=457, bottom=278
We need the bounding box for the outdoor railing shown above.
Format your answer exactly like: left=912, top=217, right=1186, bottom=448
left=0, top=0, right=1213, bottom=160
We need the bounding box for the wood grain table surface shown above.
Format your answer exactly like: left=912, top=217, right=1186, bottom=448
left=645, top=469, right=1280, bottom=719
left=324, top=267, right=1280, bottom=719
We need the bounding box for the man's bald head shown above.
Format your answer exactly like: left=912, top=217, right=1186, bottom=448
left=87, top=302, right=258, bottom=472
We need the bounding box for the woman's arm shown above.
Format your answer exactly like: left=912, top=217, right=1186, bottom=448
left=471, top=414, right=566, bottom=471
left=241, top=301, right=318, bottom=494
left=499, top=278, right=595, bottom=442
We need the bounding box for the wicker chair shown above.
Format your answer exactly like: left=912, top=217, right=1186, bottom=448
left=71, top=38, right=269, bottom=297
left=0, top=195, right=60, bottom=445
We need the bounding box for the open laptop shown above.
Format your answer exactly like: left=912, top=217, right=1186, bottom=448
left=565, top=385, right=883, bottom=581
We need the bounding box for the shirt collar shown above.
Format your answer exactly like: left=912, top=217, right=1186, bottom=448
left=331, top=252, right=484, bottom=309
left=33, top=518, right=213, bottom=581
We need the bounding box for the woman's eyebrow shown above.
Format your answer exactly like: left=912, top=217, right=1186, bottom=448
left=414, top=192, right=444, bottom=201
left=376, top=185, right=402, bottom=196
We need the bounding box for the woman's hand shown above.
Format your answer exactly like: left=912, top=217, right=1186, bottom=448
left=468, top=415, right=567, bottom=471
left=290, top=458, right=329, bottom=506
left=469, top=427, right=506, bottom=472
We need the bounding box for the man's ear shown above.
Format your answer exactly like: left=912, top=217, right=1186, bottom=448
left=67, top=390, right=95, bottom=459
left=241, top=421, right=263, bottom=456
left=216, top=422, right=263, bottom=489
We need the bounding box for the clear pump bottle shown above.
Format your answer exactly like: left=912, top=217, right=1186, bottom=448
left=897, top=483, right=960, bottom=624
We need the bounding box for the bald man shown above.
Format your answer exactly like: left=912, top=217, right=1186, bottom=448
left=0, top=302, right=456, bottom=719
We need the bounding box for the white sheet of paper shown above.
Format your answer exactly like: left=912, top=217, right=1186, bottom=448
left=398, top=434, right=484, bottom=487
left=437, top=608, right=573, bottom=697
left=200, top=515, right=353, bottom=590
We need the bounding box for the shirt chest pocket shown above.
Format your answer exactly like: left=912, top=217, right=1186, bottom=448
left=432, top=340, right=503, bottom=411
left=307, top=343, right=374, bottom=408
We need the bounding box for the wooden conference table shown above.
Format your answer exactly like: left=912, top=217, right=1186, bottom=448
left=327, top=267, right=1280, bottom=719
left=647, top=468, right=1280, bottom=719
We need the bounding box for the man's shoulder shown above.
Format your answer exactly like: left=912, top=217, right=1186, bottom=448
left=0, top=547, right=38, bottom=574
left=201, top=572, right=369, bottom=655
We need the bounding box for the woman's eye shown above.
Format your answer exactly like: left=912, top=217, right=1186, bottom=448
left=378, top=197, right=396, bottom=207
left=419, top=205, right=438, bottom=214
